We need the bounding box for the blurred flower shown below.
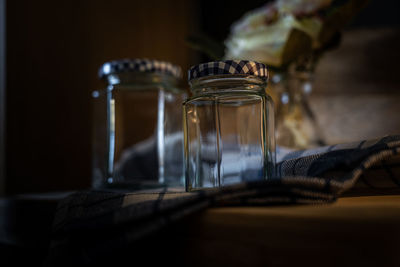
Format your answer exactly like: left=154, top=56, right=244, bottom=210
left=224, top=0, right=368, bottom=68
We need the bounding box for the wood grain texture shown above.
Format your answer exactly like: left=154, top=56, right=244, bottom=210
left=314, top=28, right=400, bottom=94
left=5, top=0, right=198, bottom=194
left=94, top=195, right=400, bottom=267
left=308, top=28, right=400, bottom=144
left=151, top=195, right=400, bottom=267
left=310, top=93, right=400, bottom=144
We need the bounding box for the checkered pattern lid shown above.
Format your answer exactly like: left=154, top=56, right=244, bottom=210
left=188, top=60, right=268, bottom=81
left=99, top=58, right=182, bottom=79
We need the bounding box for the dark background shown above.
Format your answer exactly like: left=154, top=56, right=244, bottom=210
left=2, top=0, right=400, bottom=195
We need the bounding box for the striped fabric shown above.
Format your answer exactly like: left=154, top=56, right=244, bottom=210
left=46, top=135, right=400, bottom=265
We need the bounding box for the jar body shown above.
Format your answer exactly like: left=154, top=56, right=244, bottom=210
left=271, top=71, right=325, bottom=149
left=92, top=73, right=185, bottom=188
left=183, top=76, right=275, bottom=191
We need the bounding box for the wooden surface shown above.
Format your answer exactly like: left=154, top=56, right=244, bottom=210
left=310, top=28, right=400, bottom=145
left=137, top=195, right=400, bottom=267
left=310, top=93, right=400, bottom=144
left=1, top=194, right=400, bottom=266
left=314, top=28, right=400, bottom=95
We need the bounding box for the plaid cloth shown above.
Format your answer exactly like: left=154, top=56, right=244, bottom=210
left=45, top=135, right=400, bottom=266
left=188, top=60, right=268, bottom=81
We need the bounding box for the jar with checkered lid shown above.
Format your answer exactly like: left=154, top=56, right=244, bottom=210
left=93, top=59, right=186, bottom=189
left=184, top=60, right=276, bottom=191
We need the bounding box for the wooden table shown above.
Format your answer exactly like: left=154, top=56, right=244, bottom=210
left=139, top=195, right=400, bottom=267
left=2, top=195, right=400, bottom=266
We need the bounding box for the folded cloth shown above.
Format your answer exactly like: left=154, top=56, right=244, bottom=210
left=45, top=135, right=400, bottom=266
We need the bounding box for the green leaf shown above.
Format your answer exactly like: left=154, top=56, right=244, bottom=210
left=319, top=0, right=369, bottom=46
left=281, top=28, right=313, bottom=66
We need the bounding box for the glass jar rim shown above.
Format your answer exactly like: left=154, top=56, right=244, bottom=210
left=189, top=74, right=267, bottom=86
left=104, top=71, right=181, bottom=87
left=189, top=74, right=267, bottom=95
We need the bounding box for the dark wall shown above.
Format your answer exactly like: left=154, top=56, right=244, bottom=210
left=0, top=0, right=5, bottom=195
left=199, top=0, right=268, bottom=43
left=6, top=1, right=91, bottom=194
left=5, top=0, right=198, bottom=194
left=349, top=0, right=400, bottom=27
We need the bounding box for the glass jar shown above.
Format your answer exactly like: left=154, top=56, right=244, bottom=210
left=183, top=60, right=275, bottom=192
left=92, top=59, right=186, bottom=189
left=271, top=69, right=325, bottom=150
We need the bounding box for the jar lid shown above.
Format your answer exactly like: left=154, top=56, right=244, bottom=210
left=99, top=58, right=182, bottom=79
left=188, top=60, right=268, bottom=81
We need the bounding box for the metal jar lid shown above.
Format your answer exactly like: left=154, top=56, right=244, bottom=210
left=188, top=60, right=268, bottom=81
left=99, top=58, right=182, bottom=79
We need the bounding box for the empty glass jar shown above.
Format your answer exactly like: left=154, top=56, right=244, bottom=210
left=92, top=59, right=185, bottom=189
left=184, top=60, right=275, bottom=191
